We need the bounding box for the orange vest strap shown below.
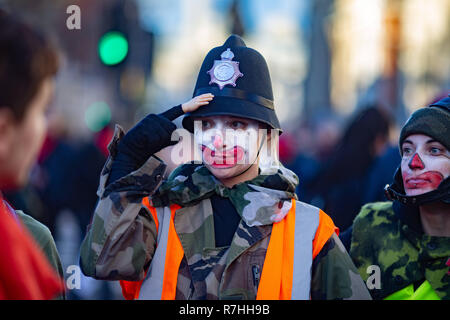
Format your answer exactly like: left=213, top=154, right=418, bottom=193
left=119, top=201, right=181, bottom=300
left=120, top=278, right=144, bottom=300
left=312, top=209, right=338, bottom=259
left=160, top=204, right=183, bottom=300
left=257, top=201, right=337, bottom=300
left=257, top=199, right=296, bottom=300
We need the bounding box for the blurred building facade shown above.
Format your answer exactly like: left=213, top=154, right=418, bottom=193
left=2, top=0, right=448, bottom=134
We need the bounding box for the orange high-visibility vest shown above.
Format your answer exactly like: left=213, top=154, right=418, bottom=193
left=120, top=198, right=337, bottom=300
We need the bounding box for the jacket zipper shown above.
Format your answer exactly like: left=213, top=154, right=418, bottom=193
left=252, top=264, right=261, bottom=294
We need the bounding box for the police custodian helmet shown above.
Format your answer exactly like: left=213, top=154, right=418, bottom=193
left=182, top=34, right=281, bottom=133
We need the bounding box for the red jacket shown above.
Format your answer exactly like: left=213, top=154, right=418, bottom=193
left=0, top=196, right=63, bottom=299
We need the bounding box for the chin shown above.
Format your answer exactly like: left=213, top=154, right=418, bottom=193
left=206, top=165, right=236, bottom=179
left=205, top=164, right=250, bottom=180
left=405, top=187, right=435, bottom=197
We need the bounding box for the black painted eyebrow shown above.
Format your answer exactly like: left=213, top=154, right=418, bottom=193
left=402, top=139, right=442, bottom=147
left=200, top=118, right=215, bottom=124
left=402, top=139, right=414, bottom=146
left=425, top=139, right=440, bottom=144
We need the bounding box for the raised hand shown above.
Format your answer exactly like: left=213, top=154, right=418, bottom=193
left=182, top=93, right=214, bottom=113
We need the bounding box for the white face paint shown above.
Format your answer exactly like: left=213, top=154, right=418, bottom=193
left=400, top=134, right=450, bottom=196
left=191, top=115, right=281, bottom=184
left=193, top=116, right=260, bottom=167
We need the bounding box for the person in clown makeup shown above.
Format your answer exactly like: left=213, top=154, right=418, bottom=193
left=344, top=95, right=450, bottom=300
left=80, top=35, right=370, bottom=300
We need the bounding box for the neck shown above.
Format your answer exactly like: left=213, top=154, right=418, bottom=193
left=219, top=163, right=259, bottom=188
left=419, top=202, right=450, bottom=237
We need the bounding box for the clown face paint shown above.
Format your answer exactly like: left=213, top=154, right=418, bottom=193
left=193, top=116, right=261, bottom=179
left=194, top=116, right=260, bottom=166
left=401, top=134, right=450, bottom=196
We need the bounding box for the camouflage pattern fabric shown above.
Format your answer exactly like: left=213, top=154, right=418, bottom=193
left=350, top=201, right=450, bottom=299
left=80, top=125, right=371, bottom=300
left=151, top=160, right=299, bottom=227
left=172, top=200, right=273, bottom=299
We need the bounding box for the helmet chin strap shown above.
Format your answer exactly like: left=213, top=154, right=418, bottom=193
left=230, top=137, right=266, bottom=179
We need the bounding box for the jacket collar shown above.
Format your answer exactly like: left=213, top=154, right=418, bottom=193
left=153, top=163, right=298, bottom=227
left=393, top=201, right=423, bottom=234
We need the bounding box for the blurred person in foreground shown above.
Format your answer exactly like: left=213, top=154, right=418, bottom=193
left=345, top=95, right=450, bottom=299
left=308, top=106, right=391, bottom=231
left=0, top=10, right=64, bottom=299
left=80, top=35, right=370, bottom=300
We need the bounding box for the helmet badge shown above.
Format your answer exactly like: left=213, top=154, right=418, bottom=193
left=207, top=48, right=243, bottom=90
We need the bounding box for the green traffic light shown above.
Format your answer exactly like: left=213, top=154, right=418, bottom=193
left=98, top=31, right=128, bottom=65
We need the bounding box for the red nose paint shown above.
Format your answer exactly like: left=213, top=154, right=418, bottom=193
left=213, top=135, right=223, bottom=149
left=409, top=153, right=425, bottom=170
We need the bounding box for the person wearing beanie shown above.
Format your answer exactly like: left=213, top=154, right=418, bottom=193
left=80, top=35, right=370, bottom=300
left=343, top=95, right=450, bottom=300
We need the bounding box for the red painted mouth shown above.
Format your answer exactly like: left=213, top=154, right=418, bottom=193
left=202, top=145, right=245, bottom=168
left=403, top=171, right=444, bottom=190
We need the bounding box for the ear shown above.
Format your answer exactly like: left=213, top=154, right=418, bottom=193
left=0, top=108, right=16, bottom=160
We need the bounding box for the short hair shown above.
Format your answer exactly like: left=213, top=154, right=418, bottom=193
left=0, top=9, right=59, bottom=121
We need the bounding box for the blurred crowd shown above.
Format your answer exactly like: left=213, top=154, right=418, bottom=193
left=282, top=105, right=398, bottom=232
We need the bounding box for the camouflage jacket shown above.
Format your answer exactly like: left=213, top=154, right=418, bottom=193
left=350, top=201, right=450, bottom=299
left=80, top=125, right=371, bottom=300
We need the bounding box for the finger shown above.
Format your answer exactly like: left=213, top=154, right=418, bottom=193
left=197, top=96, right=214, bottom=102
left=198, top=93, right=214, bottom=99
left=196, top=98, right=212, bottom=104
left=195, top=98, right=212, bottom=102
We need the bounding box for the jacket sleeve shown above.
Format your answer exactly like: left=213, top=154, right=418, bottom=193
left=310, top=233, right=372, bottom=300
left=79, top=124, right=167, bottom=281
left=16, top=210, right=66, bottom=299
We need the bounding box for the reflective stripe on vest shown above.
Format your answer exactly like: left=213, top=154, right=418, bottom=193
left=138, top=204, right=182, bottom=299
left=121, top=198, right=337, bottom=300
left=120, top=202, right=180, bottom=300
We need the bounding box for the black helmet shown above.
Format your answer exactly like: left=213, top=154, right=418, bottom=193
left=385, top=94, right=450, bottom=205
left=182, top=35, right=281, bottom=133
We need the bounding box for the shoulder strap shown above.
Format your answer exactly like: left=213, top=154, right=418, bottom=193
left=312, top=209, right=339, bottom=259
left=120, top=201, right=183, bottom=300
left=257, top=200, right=338, bottom=300
left=256, top=199, right=297, bottom=300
